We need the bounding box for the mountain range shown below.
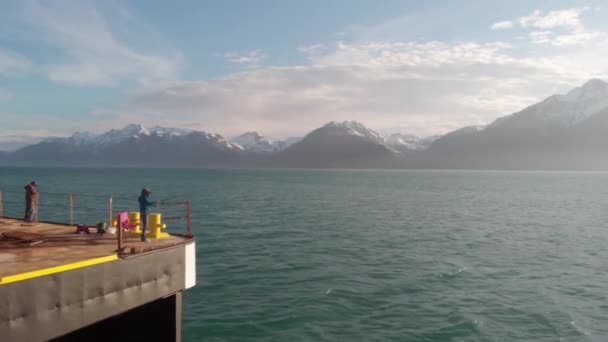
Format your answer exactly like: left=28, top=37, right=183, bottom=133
left=231, top=132, right=301, bottom=153
left=415, top=78, right=608, bottom=169
left=2, top=79, right=608, bottom=170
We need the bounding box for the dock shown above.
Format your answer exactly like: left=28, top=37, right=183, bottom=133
left=0, top=217, right=196, bottom=341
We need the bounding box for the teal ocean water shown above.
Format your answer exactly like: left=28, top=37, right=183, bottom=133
left=2, top=167, right=608, bottom=341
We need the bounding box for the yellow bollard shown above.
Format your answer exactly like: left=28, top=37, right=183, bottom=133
left=148, top=213, right=169, bottom=239
left=128, top=212, right=142, bottom=233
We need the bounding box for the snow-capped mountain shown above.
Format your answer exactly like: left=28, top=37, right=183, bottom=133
left=233, top=124, right=437, bottom=155
left=489, top=78, right=608, bottom=130
left=384, top=133, right=438, bottom=153
left=13, top=124, right=244, bottom=166
left=547, top=78, right=608, bottom=125
left=321, top=121, right=385, bottom=145
left=270, top=120, right=402, bottom=168
left=184, top=131, right=244, bottom=152
left=44, top=124, right=244, bottom=151
left=231, top=132, right=275, bottom=153
left=231, top=132, right=302, bottom=153
left=67, top=131, right=94, bottom=144
left=92, top=124, right=150, bottom=145
left=53, top=124, right=195, bottom=146
left=319, top=121, right=437, bottom=154
left=6, top=79, right=608, bottom=169
left=419, top=78, right=608, bottom=169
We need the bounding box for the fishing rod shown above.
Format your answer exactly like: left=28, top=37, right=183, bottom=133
left=156, top=195, right=184, bottom=207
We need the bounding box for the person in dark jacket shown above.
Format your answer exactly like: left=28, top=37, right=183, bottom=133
left=24, top=181, right=39, bottom=222
left=138, top=188, right=156, bottom=241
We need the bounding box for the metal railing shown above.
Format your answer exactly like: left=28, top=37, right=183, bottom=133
left=0, top=190, right=192, bottom=254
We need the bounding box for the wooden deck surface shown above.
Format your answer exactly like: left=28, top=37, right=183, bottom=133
left=0, top=217, right=190, bottom=279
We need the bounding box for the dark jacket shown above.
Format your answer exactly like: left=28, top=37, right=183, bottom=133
left=25, top=184, right=38, bottom=201
left=138, top=195, right=155, bottom=214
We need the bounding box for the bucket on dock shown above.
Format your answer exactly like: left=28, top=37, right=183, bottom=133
left=128, top=212, right=142, bottom=233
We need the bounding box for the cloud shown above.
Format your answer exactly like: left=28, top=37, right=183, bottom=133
left=0, top=47, right=32, bottom=76
left=491, top=7, right=604, bottom=46
left=550, top=30, right=603, bottom=46
left=20, top=0, right=183, bottom=86
left=504, top=7, right=604, bottom=46
left=0, top=110, right=118, bottom=150
left=0, top=129, right=57, bottom=151
left=297, top=44, right=327, bottom=55
left=128, top=39, right=603, bottom=138
left=529, top=30, right=603, bottom=46
left=529, top=31, right=554, bottom=44
left=223, top=50, right=266, bottom=68
left=5, top=4, right=608, bottom=143
left=491, top=21, right=514, bottom=30
left=519, top=8, right=587, bottom=30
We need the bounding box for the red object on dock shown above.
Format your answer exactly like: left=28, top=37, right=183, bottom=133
left=75, top=224, right=90, bottom=234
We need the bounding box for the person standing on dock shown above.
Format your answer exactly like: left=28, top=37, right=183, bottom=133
left=24, top=181, right=39, bottom=222
left=138, top=188, right=156, bottom=242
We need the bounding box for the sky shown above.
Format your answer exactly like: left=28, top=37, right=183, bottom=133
left=1, top=0, right=608, bottom=150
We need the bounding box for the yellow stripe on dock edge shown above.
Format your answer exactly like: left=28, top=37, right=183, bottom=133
left=0, top=255, right=119, bottom=285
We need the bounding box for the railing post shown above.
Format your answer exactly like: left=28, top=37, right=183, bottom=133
left=69, top=193, right=74, bottom=225
left=117, top=215, right=123, bottom=253
left=186, top=200, right=192, bottom=236
left=109, top=195, right=113, bottom=226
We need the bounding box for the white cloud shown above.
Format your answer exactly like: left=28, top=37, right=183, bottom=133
left=128, top=39, right=603, bottom=138
left=529, top=31, right=554, bottom=44
left=512, top=7, right=603, bottom=46
left=20, top=0, right=183, bottom=86
left=311, top=41, right=517, bottom=68
left=224, top=50, right=266, bottom=68
left=0, top=47, right=32, bottom=76
left=519, top=8, right=587, bottom=30
left=5, top=4, right=608, bottom=142
left=550, top=30, right=603, bottom=46
left=491, top=21, right=514, bottom=30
